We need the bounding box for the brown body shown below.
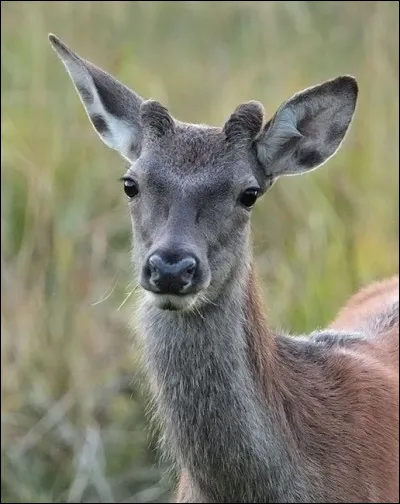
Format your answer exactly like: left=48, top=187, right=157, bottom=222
left=177, top=275, right=399, bottom=503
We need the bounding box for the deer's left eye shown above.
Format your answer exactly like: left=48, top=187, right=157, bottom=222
left=239, top=188, right=260, bottom=208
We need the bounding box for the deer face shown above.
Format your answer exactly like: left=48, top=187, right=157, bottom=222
left=123, top=116, right=268, bottom=310
left=49, top=35, right=358, bottom=311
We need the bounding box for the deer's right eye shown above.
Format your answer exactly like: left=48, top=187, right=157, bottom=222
left=122, top=177, right=139, bottom=199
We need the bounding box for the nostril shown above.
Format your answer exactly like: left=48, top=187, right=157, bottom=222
left=179, top=257, right=197, bottom=280
left=186, top=264, right=195, bottom=276
left=148, top=255, right=162, bottom=274
left=147, top=255, right=163, bottom=288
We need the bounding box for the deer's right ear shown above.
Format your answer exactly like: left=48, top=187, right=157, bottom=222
left=48, top=34, right=144, bottom=162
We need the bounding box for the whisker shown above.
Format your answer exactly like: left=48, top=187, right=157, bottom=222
left=199, top=292, right=218, bottom=307
left=117, top=284, right=140, bottom=311
left=91, top=274, right=119, bottom=306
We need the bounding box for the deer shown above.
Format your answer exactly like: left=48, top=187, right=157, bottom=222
left=48, top=34, right=399, bottom=503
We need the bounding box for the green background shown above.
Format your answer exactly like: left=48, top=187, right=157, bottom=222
left=1, top=2, right=398, bottom=502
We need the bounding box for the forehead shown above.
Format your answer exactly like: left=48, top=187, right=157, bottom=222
left=129, top=123, right=259, bottom=190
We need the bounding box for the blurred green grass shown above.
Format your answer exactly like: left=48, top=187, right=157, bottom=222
left=1, top=1, right=398, bottom=502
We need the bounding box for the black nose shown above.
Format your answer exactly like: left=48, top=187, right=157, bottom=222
left=144, top=253, right=198, bottom=295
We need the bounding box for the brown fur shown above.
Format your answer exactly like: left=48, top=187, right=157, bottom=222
left=177, top=273, right=399, bottom=502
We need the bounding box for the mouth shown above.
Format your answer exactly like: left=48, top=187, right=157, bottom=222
left=143, top=291, right=199, bottom=311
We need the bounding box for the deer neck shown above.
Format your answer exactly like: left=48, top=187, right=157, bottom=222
left=137, top=258, right=306, bottom=502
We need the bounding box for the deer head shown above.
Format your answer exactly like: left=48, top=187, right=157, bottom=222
left=49, top=34, right=358, bottom=311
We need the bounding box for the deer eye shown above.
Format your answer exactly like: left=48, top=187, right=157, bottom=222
left=239, top=188, right=260, bottom=208
left=122, top=177, right=139, bottom=199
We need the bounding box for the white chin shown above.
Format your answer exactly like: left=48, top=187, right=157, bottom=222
left=144, top=291, right=198, bottom=311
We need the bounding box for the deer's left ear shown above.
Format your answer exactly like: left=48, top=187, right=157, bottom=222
left=255, top=76, right=358, bottom=179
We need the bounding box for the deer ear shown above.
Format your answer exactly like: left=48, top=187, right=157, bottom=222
left=48, top=34, right=144, bottom=162
left=255, top=76, right=358, bottom=179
